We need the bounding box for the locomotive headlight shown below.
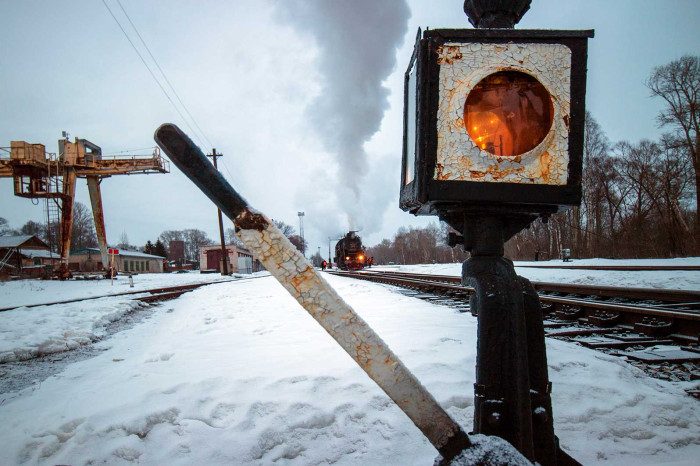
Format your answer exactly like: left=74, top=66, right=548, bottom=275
left=345, top=256, right=350, bottom=261
left=358, top=255, right=364, bottom=261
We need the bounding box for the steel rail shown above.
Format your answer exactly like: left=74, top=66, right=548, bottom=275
left=330, top=270, right=700, bottom=341
left=514, top=264, right=700, bottom=271
left=357, top=270, right=700, bottom=305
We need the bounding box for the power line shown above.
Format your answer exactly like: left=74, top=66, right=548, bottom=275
left=100, top=0, right=209, bottom=151
left=217, top=157, right=237, bottom=183
left=105, top=146, right=156, bottom=154
left=115, top=0, right=214, bottom=150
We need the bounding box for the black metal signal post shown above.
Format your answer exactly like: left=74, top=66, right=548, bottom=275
left=400, top=1, right=593, bottom=464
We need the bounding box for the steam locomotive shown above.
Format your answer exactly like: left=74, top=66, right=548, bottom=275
left=335, top=231, right=367, bottom=270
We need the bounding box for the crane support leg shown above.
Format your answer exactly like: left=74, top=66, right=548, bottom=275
left=58, top=167, right=77, bottom=278
left=87, top=176, right=109, bottom=271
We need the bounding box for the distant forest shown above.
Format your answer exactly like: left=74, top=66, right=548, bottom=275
left=0, top=214, right=308, bottom=266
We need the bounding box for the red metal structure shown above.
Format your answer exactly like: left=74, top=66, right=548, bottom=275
left=0, top=137, right=169, bottom=278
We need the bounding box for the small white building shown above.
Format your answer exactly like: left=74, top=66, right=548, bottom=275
left=70, top=248, right=165, bottom=274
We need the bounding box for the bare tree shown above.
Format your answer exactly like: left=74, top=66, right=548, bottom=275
left=20, top=220, right=45, bottom=238
left=71, top=202, right=98, bottom=250
left=646, top=55, right=699, bottom=238
left=224, top=227, right=246, bottom=248
left=158, top=229, right=211, bottom=262
left=272, top=220, right=296, bottom=238
left=365, top=222, right=468, bottom=265
left=653, top=134, right=694, bottom=255
left=117, top=231, right=133, bottom=250
left=582, top=112, right=611, bottom=256
left=366, top=238, right=394, bottom=264
left=269, top=220, right=306, bottom=253
left=183, top=229, right=212, bottom=261
left=615, top=140, right=660, bottom=256
left=309, top=251, right=324, bottom=267
left=287, top=234, right=307, bottom=254
left=158, top=230, right=184, bottom=250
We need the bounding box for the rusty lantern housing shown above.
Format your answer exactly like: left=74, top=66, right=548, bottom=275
left=400, top=28, right=593, bottom=218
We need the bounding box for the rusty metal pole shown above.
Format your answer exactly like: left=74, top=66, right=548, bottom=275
left=207, top=149, right=229, bottom=275
left=155, top=123, right=472, bottom=462
left=110, top=250, right=115, bottom=286
left=58, top=166, right=77, bottom=278
left=86, top=176, right=109, bottom=272
left=328, top=237, right=332, bottom=268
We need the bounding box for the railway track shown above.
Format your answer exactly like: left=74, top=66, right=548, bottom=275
left=0, top=279, right=239, bottom=313
left=328, top=269, right=700, bottom=391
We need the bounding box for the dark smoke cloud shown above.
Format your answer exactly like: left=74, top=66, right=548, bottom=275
left=275, top=0, right=410, bottom=234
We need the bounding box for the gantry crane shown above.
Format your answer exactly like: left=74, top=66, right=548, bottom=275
left=0, top=136, right=169, bottom=278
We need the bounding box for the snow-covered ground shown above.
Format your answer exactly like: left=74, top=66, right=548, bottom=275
left=0, top=270, right=239, bottom=309
left=0, top=272, right=252, bottom=364
left=0, top=260, right=699, bottom=465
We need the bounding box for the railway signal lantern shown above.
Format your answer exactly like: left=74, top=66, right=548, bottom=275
left=399, top=2, right=593, bottom=465
left=400, top=24, right=593, bottom=225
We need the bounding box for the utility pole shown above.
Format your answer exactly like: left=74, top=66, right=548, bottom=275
left=297, top=211, right=305, bottom=257
left=328, top=236, right=333, bottom=267
left=207, top=148, right=229, bottom=275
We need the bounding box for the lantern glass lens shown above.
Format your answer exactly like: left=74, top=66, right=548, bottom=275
left=464, top=71, right=553, bottom=157
left=404, top=66, right=417, bottom=185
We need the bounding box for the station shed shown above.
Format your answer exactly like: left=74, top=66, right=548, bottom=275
left=0, top=235, right=58, bottom=277
left=199, top=243, right=262, bottom=274
left=69, top=248, right=165, bottom=274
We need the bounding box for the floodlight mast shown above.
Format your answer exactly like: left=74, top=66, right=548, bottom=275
left=400, top=1, right=591, bottom=464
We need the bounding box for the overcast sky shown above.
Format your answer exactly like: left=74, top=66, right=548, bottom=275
left=1, top=0, right=699, bottom=257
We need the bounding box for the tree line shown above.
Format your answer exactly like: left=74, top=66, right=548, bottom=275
left=366, top=222, right=470, bottom=265
left=505, top=117, right=694, bottom=260
left=508, top=56, right=698, bottom=260
left=1, top=209, right=309, bottom=267
left=1, top=208, right=213, bottom=263
left=0, top=202, right=98, bottom=252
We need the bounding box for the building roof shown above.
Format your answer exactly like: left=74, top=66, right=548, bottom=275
left=71, top=248, right=165, bottom=259
left=200, top=243, right=252, bottom=255
left=19, top=249, right=59, bottom=260
left=0, top=235, right=49, bottom=249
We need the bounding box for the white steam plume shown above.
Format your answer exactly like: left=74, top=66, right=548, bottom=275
left=275, top=0, right=410, bottom=231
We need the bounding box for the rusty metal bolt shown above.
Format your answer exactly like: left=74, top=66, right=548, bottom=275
left=533, top=406, right=549, bottom=424
left=488, top=411, right=502, bottom=428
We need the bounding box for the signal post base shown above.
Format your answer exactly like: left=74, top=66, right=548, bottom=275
left=443, top=213, right=578, bottom=465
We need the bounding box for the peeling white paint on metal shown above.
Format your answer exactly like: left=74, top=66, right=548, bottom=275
left=435, top=42, right=571, bottom=185
left=234, top=208, right=466, bottom=451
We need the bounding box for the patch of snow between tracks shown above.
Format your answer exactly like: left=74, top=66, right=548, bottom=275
left=0, top=298, right=146, bottom=364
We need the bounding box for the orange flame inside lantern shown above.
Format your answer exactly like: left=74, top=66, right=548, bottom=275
left=464, top=71, right=554, bottom=157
